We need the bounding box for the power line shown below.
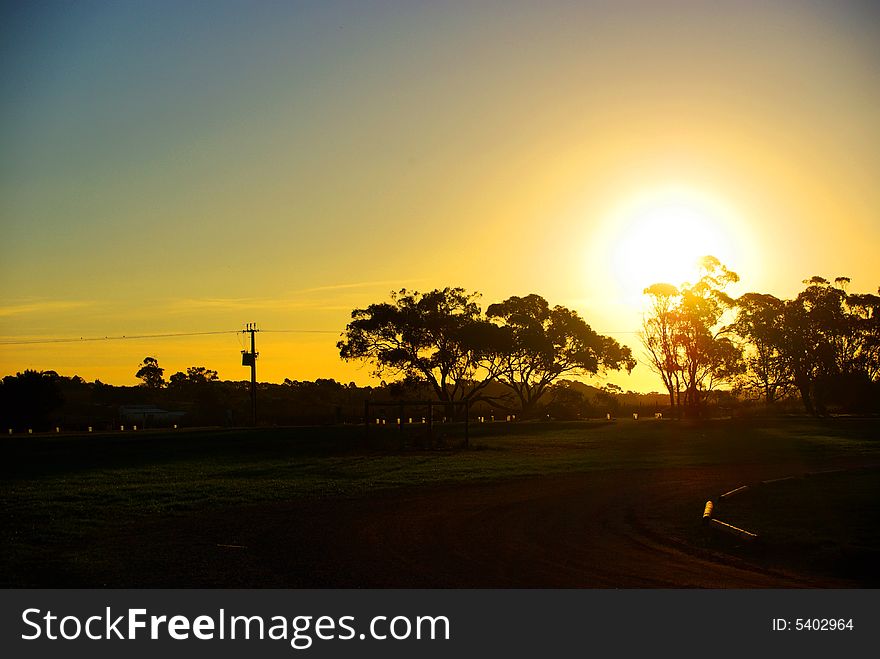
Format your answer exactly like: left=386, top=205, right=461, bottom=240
left=0, top=330, right=240, bottom=346
left=262, top=329, right=339, bottom=334
left=0, top=327, right=634, bottom=346
left=268, top=328, right=637, bottom=335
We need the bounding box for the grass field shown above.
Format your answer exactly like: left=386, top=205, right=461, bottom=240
left=2, top=417, right=879, bottom=587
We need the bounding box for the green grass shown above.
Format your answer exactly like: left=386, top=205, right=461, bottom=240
left=2, top=417, right=879, bottom=586
left=3, top=417, right=878, bottom=519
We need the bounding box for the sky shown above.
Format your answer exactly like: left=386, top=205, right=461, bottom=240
left=2, top=0, right=879, bottom=391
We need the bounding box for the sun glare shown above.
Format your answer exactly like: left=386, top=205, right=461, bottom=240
left=593, top=186, right=750, bottom=307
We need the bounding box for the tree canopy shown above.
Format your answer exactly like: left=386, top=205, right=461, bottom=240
left=486, top=294, right=635, bottom=415
left=339, top=288, right=635, bottom=415
left=0, top=370, right=64, bottom=430
left=730, top=293, right=788, bottom=405
left=338, top=288, right=501, bottom=405
left=135, top=356, right=165, bottom=388
left=169, top=366, right=219, bottom=387
left=754, top=277, right=880, bottom=414
left=641, top=256, right=743, bottom=418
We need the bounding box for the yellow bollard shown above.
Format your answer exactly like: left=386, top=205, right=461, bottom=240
left=702, top=501, right=714, bottom=521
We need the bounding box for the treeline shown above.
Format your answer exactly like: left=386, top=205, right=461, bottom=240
left=338, top=278, right=880, bottom=420
left=641, top=257, right=880, bottom=417
left=337, top=288, right=636, bottom=417
left=0, top=369, right=665, bottom=432
left=733, top=276, right=880, bottom=415
left=0, top=371, right=363, bottom=431
left=3, top=266, right=878, bottom=430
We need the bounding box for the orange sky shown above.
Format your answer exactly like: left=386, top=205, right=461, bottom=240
left=2, top=1, right=879, bottom=391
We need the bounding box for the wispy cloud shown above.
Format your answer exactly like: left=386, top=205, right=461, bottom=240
left=290, top=278, right=430, bottom=295
left=166, top=297, right=351, bottom=313
left=0, top=300, right=94, bottom=318
left=167, top=280, right=431, bottom=314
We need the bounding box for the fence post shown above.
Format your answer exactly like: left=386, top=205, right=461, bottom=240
left=464, top=400, right=470, bottom=449
left=364, top=400, right=369, bottom=443
left=428, top=402, right=434, bottom=449
left=399, top=402, right=405, bottom=450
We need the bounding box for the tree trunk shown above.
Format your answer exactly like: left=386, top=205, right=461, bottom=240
left=797, top=381, right=814, bottom=416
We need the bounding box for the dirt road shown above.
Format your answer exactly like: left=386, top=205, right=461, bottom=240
left=114, top=462, right=858, bottom=588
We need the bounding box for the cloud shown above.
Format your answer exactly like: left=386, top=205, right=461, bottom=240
left=0, top=300, right=94, bottom=318
left=167, top=280, right=431, bottom=314
left=165, top=297, right=350, bottom=313
left=290, top=278, right=429, bottom=295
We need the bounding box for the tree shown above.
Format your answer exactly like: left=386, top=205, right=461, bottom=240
left=169, top=366, right=219, bottom=387
left=731, top=293, right=789, bottom=405
left=595, top=383, right=622, bottom=415
left=641, top=256, right=742, bottom=418
left=777, top=277, right=880, bottom=414
left=485, top=294, right=636, bottom=416
left=847, top=289, right=880, bottom=382
left=543, top=381, right=592, bottom=420
left=338, top=288, right=501, bottom=406
left=0, top=370, right=63, bottom=430
left=641, top=282, right=682, bottom=413
left=135, top=356, right=165, bottom=388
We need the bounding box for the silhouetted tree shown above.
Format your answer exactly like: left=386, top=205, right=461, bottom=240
left=731, top=293, right=789, bottom=405
left=169, top=366, right=219, bottom=387
left=543, top=381, right=593, bottom=420
left=485, top=294, right=636, bottom=417
left=338, top=288, right=501, bottom=406
left=641, top=256, right=743, bottom=418
left=595, top=384, right=622, bottom=415
left=641, top=282, right=681, bottom=412
left=847, top=289, right=880, bottom=381
left=776, top=277, right=880, bottom=414
left=0, top=370, right=63, bottom=430
left=135, top=356, right=165, bottom=388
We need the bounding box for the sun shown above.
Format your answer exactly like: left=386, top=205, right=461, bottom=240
left=620, top=202, right=725, bottom=283
left=591, top=186, right=752, bottom=307
left=593, top=185, right=750, bottom=306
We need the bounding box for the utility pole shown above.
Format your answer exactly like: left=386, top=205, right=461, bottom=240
left=241, top=323, right=259, bottom=426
